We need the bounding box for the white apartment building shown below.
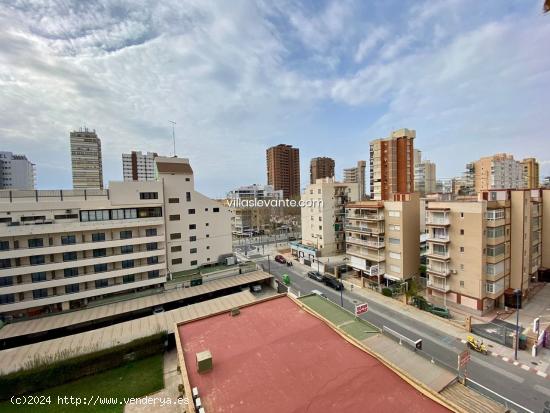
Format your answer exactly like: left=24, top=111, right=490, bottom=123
left=70, top=129, right=104, bottom=190
left=474, top=153, right=524, bottom=193
left=415, top=160, right=437, bottom=196
left=298, top=178, right=359, bottom=257
left=0, top=157, right=232, bottom=319
left=345, top=193, right=420, bottom=286
left=343, top=160, right=367, bottom=200
left=0, top=152, right=36, bottom=190
left=122, top=151, right=158, bottom=181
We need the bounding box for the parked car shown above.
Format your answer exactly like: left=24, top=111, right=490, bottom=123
left=274, top=255, right=286, bottom=264
left=323, top=276, right=344, bottom=291
left=307, top=271, right=324, bottom=282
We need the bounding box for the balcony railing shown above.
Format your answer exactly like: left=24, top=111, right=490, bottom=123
left=349, top=213, right=384, bottom=221
left=426, top=217, right=450, bottom=226
left=345, top=222, right=384, bottom=234
left=346, top=238, right=385, bottom=248
left=427, top=281, right=450, bottom=292
left=427, top=265, right=451, bottom=276
left=427, top=234, right=450, bottom=243
left=427, top=249, right=450, bottom=260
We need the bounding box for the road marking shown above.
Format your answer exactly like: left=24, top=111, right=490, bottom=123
left=536, top=371, right=548, bottom=378
left=460, top=339, right=466, bottom=344
left=513, top=361, right=519, bottom=366
left=471, top=357, right=525, bottom=384
left=535, top=384, right=550, bottom=397
left=491, top=352, right=498, bottom=357
left=521, top=365, right=530, bottom=371
left=502, top=357, right=509, bottom=362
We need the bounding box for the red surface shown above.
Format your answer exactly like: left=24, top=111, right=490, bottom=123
left=178, top=297, right=449, bottom=413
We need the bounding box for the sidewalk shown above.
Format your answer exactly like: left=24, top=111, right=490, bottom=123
left=283, top=252, right=550, bottom=378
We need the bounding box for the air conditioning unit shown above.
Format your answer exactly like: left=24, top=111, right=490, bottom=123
left=451, top=269, right=458, bottom=274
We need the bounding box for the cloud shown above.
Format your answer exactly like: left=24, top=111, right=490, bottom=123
left=354, top=26, right=388, bottom=63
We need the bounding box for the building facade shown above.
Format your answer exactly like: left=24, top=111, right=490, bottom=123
left=310, top=157, right=335, bottom=184
left=122, top=151, right=158, bottom=181
left=415, top=160, right=437, bottom=196
left=0, top=157, right=232, bottom=319
left=521, top=158, right=539, bottom=189
left=345, top=193, right=420, bottom=285
left=343, top=160, right=367, bottom=200
left=299, top=178, right=359, bottom=256
left=266, top=144, right=300, bottom=199
left=370, top=129, right=415, bottom=200
left=425, top=189, right=546, bottom=314
left=0, top=152, right=36, bottom=190
left=473, top=153, right=524, bottom=193
left=70, top=129, right=104, bottom=190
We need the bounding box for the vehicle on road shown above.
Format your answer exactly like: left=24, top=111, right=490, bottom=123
left=307, top=271, right=324, bottom=282
left=274, top=255, right=287, bottom=264
left=466, top=335, right=488, bottom=355
left=311, top=289, right=327, bottom=298
left=251, top=284, right=262, bottom=292
left=323, top=276, right=344, bottom=291
left=152, top=306, right=165, bottom=314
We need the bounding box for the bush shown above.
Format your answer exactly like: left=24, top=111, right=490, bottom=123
left=0, top=331, right=167, bottom=400
left=381, top=288, right=393, bottom=297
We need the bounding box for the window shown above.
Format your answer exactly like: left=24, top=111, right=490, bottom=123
left=388, top=210, right=400, bottom=217
left=63, top=251, right=78, bottom=261
left=121, top=245, right=133, bottom=254
left=190, top=248, right=197, bottom=254
left=122, top=260, right=134, bottom=269
left=123, top=274, right=135, bottom=283
left=172, top=258, right=182, bottom=265
left=168, top=198, right=179, bottom=203
left=486, top=209, right=505, bottom=220
left=139, top=192, right=158, bottom=200
left=171, top=245, right=182, bottom=252
left=0, top=241, right=8, bottom=251
left=205, top=223, right=209, bottom=227
left=0, top=294, right=15, bottom=305
left=93, top=249, right=106, bottom=258
left=389, top=224, right=400, bottom=231
left=205, top=208, right=208, bottom=212
left=170, top=233, right=181, bottom=240
left=61, top=235, right=76, bottom=245
left=120, top=230, right=132, bottom=239
left=460, top=247, right=464, bottom=253
left=169, top=214, right=181, bottom=221
left=389, top=252, right=401, bottom=260
left=30, top=255, right=45, bottom=265
left=148, top=270, right=160, bottom=279
left=186, top=192, right=191, bottom=202
left=460, top=229, right=465, bottom=235
left=112, top=209, right=138, bottom=220
left=213, top=207, right=220, bottom=213
left=28, top=238, right=43, bottom=248
left=64, top=268, right=79, bottom=278
left=206, top=234, right=210, bottom=238
left=94, top=263, right=108, bottom=273
left=54, top=213, right=78, bottom=220
left=190, top=260, right=198, bottom=266
left=146, top=242, right=158, bottom=251
left=0, top=276, right=13, bottom=287
left=206, top=246, right=210, bottom=250
left=95, top=279, right=108, bottom=288
left=188, top=209, right=196, bottom=214
left=390, top=265, right=401, bottom=273
left=190, top=236, right=197, bottom=242
left=388, top=238, right=400, bottom=245
left=92, top=232, right=106, bottom=242
left=0, top=259, right=11, bottom=269
left=460, top=212, right=464, bottom=218
left=65, top=284, right=80, bottom=294
left=31, top=272, right=47, bottom=283
left=145, top=228, right=157, bottom=237
left=487, top=226, right=505, bottom=238
left=33, top=289, right=48, bottom=299
left=81, top=210, right=110, bottom=222
left=137, top=207, right=161, bottom=218
left=487, top=244, right=505, bottom=257
left=185, top=177, right=190, bottom=182
left=460, top=281, right=465, bottom=287
left=189, top=224, right=196, bottom=230
left=147, top=256, right=159, bottom=265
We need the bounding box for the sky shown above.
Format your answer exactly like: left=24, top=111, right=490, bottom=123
left=1, top=0, right=549, bottom=197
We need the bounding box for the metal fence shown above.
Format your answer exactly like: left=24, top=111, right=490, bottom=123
left=465, top=378, right=534, bottom=413
left=471, top=319, right=517, bottom=348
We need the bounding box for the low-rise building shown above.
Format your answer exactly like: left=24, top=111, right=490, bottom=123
left=345, top=193, right=420, bottom=286
left=0, top=157, right=232, bottom=319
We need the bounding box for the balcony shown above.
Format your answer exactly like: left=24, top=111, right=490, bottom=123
left=346, top=245, right=385, bottom=262
left=345, top=221, right=384, bottom=234
left=426, top=217, right=450, bottom=226
left=348, top=212, right=384, bottom=221
left=427, top=280, right=450, bottom=292
left=346, top=237, right=385, bottom=249
left=426, top=249, right=450, bottom=261
left=426, top=264, right=451, bottom=276
left=427, top=234, right=450, bottom=243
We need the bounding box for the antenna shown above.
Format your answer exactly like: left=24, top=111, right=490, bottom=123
left=169, top=120, right=176, bottom=156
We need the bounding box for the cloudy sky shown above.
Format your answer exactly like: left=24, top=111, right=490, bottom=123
left=1, top=0, right=549, bottom=197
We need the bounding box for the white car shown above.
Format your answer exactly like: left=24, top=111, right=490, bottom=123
left=311, top=290, right=327, bottom=299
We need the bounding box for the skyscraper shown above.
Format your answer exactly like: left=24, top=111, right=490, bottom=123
left=521, top=158, right=539, bottom=189
left=70, top=128, right=104, bottom=189
left=310, top=157, right=335, bottom=184
left=122, top=151, right=158, bottom=181
left=266, top=144, right=300, bottom=199
left=0, top=151, right=36, bottom=189
left=369, top=129, right=415, bottom=200
left=343, top=160, right=367, bottom=200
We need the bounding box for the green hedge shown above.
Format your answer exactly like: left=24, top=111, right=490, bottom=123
left=381, top=288, right=393, bottom=297
left=0, top=331, right=167, bottom=400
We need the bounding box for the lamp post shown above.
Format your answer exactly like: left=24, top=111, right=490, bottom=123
left=514, top=288, right=521, bottom=361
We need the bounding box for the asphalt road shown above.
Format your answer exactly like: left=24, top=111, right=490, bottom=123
left=261, top=257, right=550, bottom=413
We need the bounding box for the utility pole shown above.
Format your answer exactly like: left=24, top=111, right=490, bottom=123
left=169, top=120, right=176, bottom=157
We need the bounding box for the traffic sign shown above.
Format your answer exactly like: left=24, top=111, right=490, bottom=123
left=355, top=302, right=368, bottom=316
left=458, top=350, right=471, bottom=369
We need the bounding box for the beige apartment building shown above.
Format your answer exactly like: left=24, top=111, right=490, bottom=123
left=310, top=157, right=335, bottom=184
left=370, top=129, right=415, bottom=200
left=0, top=157, right=232, bottom=319
left=521, top=158, right=539, bottom=189
left=343, top=160, right=367, bottom=200
left=298, top=178, right=359, bottom=257
left=425, top=189, right=546, bottom=314
left=473, top=153, right=524, bottom=193
left=70, top=129, right=104, bottom=190
left=266, top=144, right=300, bottom=199
left=345, top=193, right=420, bottom=285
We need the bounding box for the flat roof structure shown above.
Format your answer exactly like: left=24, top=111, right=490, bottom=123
left=177, top=296, right=450, bottom=413
left=0, top=271, right=270, bottom=340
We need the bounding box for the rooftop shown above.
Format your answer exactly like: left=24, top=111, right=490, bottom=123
left=177, top=296, right=449, bottom=413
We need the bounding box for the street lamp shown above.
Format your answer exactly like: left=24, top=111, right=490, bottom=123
left=514, top=288, right=521, bottom=361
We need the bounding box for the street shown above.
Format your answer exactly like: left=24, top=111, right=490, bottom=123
left=260, top=257, right=550, bottom=413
